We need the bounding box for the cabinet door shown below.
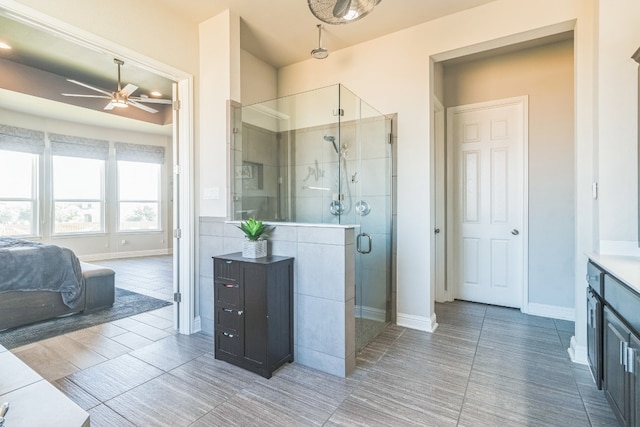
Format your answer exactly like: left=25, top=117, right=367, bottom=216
left=604, top=306, right=630, bottom=426
left=242, top=263, right=267, bottom=366
left=587, top=287, right=602, bottom=390
left=630, top=334, right=640, bottom=427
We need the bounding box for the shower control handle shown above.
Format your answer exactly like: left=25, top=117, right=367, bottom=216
left=357, top=233, right=372, bottom=254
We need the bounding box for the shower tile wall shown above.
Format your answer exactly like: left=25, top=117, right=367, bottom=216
left=235, top=123, right=280, bottom=220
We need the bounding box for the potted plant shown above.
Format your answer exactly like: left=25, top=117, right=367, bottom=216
left=237, top=218, right=274, bottom=258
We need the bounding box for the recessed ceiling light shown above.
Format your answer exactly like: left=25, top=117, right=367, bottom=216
left=150, top=91, right=162, bottom=97
left=0, top=41, right=12, bottom=50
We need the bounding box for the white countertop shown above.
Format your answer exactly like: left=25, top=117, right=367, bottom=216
left=588, top=253, right=640, bottom=295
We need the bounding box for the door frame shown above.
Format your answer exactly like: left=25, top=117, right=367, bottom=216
left=1, top=1, right=196, bottom=333
left=442, top=96, right=529, bottom=311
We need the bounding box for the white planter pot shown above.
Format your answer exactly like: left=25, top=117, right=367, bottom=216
left=242, top=240, right=267, bottom=258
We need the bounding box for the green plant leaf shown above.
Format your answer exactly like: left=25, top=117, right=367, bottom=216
left=236, top=218, right=275, bottom=241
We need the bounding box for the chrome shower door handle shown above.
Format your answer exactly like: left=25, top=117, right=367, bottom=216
left=357, top=233, right=372, bottom=254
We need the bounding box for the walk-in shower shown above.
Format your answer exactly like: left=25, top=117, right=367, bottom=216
left=231, top=84, right=393, bottom=353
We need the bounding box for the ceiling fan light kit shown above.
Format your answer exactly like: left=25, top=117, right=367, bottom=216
left=61, top=58, right=171, bottom=114
left=308, top=0, right=382, bottom=25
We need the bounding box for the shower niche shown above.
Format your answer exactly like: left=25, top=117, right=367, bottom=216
left=231, top=84, right=393, bottom=353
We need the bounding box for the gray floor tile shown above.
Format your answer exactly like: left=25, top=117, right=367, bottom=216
left=88, top=403, right=136, bottom=427
left=129, top=333, right=211, bottom=371
left=105, top=373, right=215, bottom=426
left=66, top=354, right=164, bottom=402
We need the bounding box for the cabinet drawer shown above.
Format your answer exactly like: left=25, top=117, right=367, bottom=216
left=214, top=258, right=240, bottom=282
left=215, top=306, right=243, bottom=333
left=587, top=261, right=605, bottom=298
left=216, top=330, right=242, bottom=358
left=605, top=274, right=640, bottom=334
left=215, top=281, right=242, bottom=307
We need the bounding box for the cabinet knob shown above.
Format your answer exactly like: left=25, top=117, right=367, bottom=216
left=223, top=332, right=235, bottom=338
left=238, top=310, right=244, bottom=316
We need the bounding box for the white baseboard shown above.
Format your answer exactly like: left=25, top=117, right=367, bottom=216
left=569, top=335, right=588, bottom=365
left=355, top=305, right=387, bottom=322
left=79, top=248, right=172, bottom=262
left=397, top=312, right=438, bottom=332
left=192, top=316, right=202, bottom=333
left=525, top=303, right=575, bottom=321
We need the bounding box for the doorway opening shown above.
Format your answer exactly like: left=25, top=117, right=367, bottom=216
left=433, top=32, right=576, bottom=319
left=0, top=5, right=195, bottom=334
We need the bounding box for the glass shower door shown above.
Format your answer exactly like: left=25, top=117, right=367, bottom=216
left=339, top=86, right=392, bottom=352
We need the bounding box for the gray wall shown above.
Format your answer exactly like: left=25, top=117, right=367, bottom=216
left=443, top=39, right=575, bottom=308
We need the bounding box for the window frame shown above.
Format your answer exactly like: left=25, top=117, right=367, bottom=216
left=116, top=160, right=162, bottom=233
left=51, top=155, right=106, bottom=236
left=0, top=150, right=39, bottom=237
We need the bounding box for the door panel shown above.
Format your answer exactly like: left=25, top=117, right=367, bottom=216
left=448, top=98, right=525, bottom=308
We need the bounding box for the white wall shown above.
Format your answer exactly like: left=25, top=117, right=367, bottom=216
left=277, top=0, right=594, bottom=332
left=199, top=10, right=241, bottom=218
left=240, top=50, right=277, bottom=106
left=597, top=0, right=640, bottom=255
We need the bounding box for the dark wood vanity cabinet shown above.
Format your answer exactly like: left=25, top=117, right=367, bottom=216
left=213, top=253, right=294, bottom=379
left=604, top=305, right=633, bottom=426
left=596, top=268, right=640, bottom=427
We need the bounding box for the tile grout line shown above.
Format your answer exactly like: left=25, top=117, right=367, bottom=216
left=455, top=306, right=487, bottom=427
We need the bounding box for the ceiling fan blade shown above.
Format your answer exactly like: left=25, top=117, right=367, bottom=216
left=66, top=79, right=112, bottom=96
left=129, top=100, right=158, bottom=114
left=104, top=102, right=115, bottom=111
left=121, top=83, right=138, bottom=96
left=130, top=97, right=172, bottom=105
left=62, top=93, right=111, bottom=99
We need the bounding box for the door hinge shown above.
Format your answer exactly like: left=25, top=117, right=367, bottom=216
left=332, top=108, right=344, bottom=116
left=173, top=292, right=182, bottom=303
left=173, top=100, right=181, bottom=110
left=388, top=133, right=393, bottom=144
left=173, top=228, right=182, bottom=239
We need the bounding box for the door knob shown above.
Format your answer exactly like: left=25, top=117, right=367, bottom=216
left=434, top=228, right=441, bottom=234
left=511, top=229, right=519, bottom=235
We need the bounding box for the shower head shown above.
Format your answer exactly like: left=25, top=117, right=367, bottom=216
left=324, top=135, right=339, bottom=154
left=311, top=24, right=329, bottom=59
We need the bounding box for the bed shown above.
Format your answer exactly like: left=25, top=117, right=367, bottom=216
left=0, top=237, right=115, bottom=331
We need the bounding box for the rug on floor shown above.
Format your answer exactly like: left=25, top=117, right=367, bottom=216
left=0, top=288, right=172, bottom=350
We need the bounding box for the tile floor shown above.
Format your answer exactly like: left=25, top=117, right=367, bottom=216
left=10, top=257, right=620, bottom=426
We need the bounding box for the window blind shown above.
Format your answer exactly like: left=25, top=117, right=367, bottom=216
left=115, top=142, right=165, bottom=164
left=0, top=124, right=45, bottom=154
left=50, top=133, right=109, bottom=160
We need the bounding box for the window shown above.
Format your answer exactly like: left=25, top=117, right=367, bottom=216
left=0, top=150, right=38, bottom=236
left=53, top=156, right=104, bottom=234
left=118, top=161, right=161, bottom=231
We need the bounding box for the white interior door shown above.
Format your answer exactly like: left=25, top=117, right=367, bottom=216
left=447, top=97, right=526, bottom=308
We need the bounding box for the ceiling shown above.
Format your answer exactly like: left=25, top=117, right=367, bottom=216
left=0, top=0, right=500, bottom=132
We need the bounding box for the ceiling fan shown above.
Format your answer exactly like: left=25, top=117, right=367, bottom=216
left=62, top=58, right=171, bottom=114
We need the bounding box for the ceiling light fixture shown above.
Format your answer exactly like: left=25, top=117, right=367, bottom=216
left=0, top=41, right=11, bottom=50
left=308, top=0, right=382, bottom=25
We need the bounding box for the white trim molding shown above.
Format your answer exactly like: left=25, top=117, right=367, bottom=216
left=525, top=302, right=575, bottom=321
left=569, top=335, right=588, bottom=365
left=79, top=248, right=172, bottom=262
left=397, top=312, right=438, bottom=332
